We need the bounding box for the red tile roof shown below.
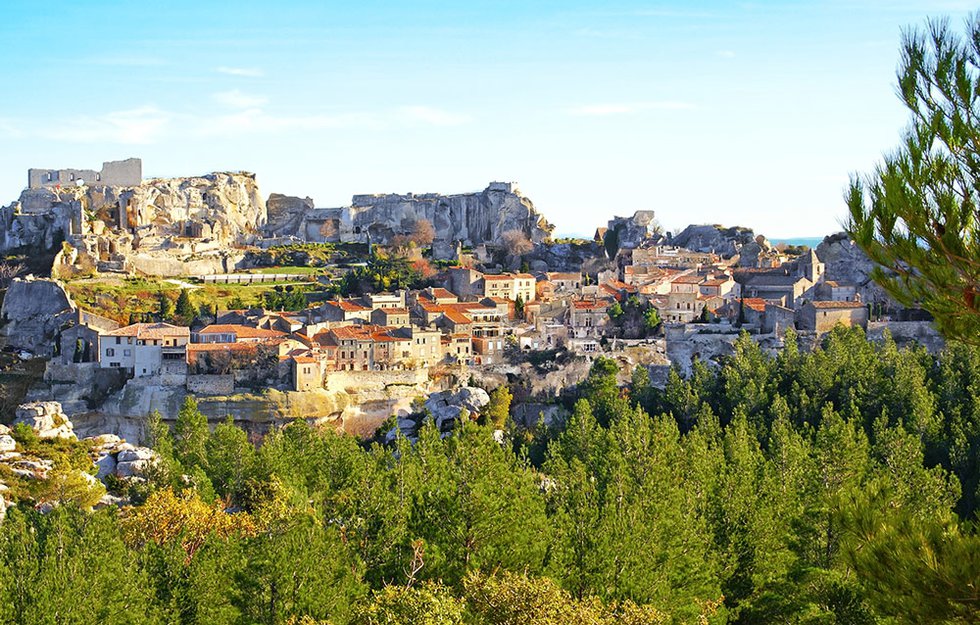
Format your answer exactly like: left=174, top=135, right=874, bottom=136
left=444, top=310, right=473, bottom=324
left=107, top=323, right=190, bottom=339
left=198, top=324, right=286, bottom=339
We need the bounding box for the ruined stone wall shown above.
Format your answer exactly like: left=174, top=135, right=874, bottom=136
left=324, top=368, right=428, bottom=393
left=28, top=158, right=142, bottom=189
left=187, top=374, right=235, bottom=396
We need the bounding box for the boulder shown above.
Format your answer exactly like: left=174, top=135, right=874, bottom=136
left=116, top=459, right=154, bottom=478
left=14, top=401, right=76, bottom=440
left=670, top=224, right=759, bottom=259
left=95, top=454, right=117, bottom=480
left=0, top=278, right=76, bottom=356
left=117, top=447, right=155, bottom=463
left=424, top=386, right=491, bottom=425
left=0, top=435, right=15, bottom=453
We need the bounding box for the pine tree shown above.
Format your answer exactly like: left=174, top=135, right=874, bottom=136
left=847, top=17, right=980, bottom=344
left=173, top=396, right=209, bottom=470
left=157, top=291, right=175, bottom=322
left=175, top=289, right=195, bottom=323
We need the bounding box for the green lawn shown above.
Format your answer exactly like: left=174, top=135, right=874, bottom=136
left=66, top=276, right=327, bottom=323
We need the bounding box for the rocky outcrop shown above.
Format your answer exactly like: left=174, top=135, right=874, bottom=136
left=0, top=277, right=75, bottom=356
left=266, top=182, right=555, bottom=260
left=2, top=172, right=266, bottom=277
left=265, top=193, right=315, bottom=239
left=386, top=386, right=491, bottom=442
left=605, top=211, right=659, bottom=250
left=14, top=401, right=76, bottom=439
left=815, top=233, right=892, bottom=306
left=670, top=224, right=759, bottom=258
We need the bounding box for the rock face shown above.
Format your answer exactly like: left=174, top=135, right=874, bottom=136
left=815, top=233, right=892, bottom=306
left=14, top=401, right=76, bottom=440
left=265, top=193, right=315, bottom=239
left=266, top=182, right=555, bottom=259
left=1, top=171, right=265, bottom=277
left=670, top=224, right=759, bottom=258
left=0, top=277, right=76, bottom=356
left=606, top=210, right=659, bottom=250
left=386, top=386, right=491, bottom=442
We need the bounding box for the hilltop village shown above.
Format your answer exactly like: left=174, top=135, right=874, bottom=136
left=0, top=158, right=937, bottom=446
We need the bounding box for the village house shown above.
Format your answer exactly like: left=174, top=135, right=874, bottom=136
left=799, top=299, right=869, bottom=333
left=734, top=249, right=825, bottom=309
left=370, top=307, right=410, bottom=327
left=99, top=322, right=190, bottom=377
left=483, top=272, right=535, bottom=303
left=193, top=324, right=287, bottom=343
left=291, top=355, right=322, bottom=391
left=545, top=272, right=583, bottom=292
left=568, top=297, right=612, bottom=343
left=363, top=291, right=406, bottom=309
left=316, top=299, right=372, bottom=323
left=443, top=333, right=473, bottom=364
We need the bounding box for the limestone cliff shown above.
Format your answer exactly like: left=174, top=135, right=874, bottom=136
left=266, top=182, right=555, bottom=259
left=1, top=172, right=266, bottom=277
left=815, top=232, right=892, bottom=306
left=0, top=277, right=75, bottom=357
left=669, top=224, right=760, bottom=258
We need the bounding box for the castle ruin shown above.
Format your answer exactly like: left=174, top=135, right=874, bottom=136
left=28, top=158, right=142, bottom=190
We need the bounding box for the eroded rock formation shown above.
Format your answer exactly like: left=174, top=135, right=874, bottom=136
left=2, top=172, right=266, bottom=277
left=669, top=224, right=760, bottom=258
left=265, top=182, right=555, bottom=259
left=0, top=277, right=75, bottom=356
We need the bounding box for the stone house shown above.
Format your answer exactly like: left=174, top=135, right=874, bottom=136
left=291, top=355, right=322, bottom=391
left=193, top=324, right=287, bottom=343
left=545, top=272, right=583, bottom=292
left=569, top=298, right=611, bottom=339
left=99, top=322, right=190, bottom=377
left=371, top=307, right=410, bottom=327
left=800, top=300, right=869, bottom=333
left=483, top=273, right=535, bottom=303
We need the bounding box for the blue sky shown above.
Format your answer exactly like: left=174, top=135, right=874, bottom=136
left=0, top=1, right=972, bottom=238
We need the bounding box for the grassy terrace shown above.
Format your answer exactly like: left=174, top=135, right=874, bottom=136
left=65, top=275, right=323, bottom=323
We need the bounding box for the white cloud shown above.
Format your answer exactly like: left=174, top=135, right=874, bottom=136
left=717, top=50, right=736, bottom=58
left=568, top=101, right=693, bottom=116
left=216, top=66, right=264, bottom=77
left=212, top=89, right=269, bottom=109
left=0, top=101, right=472, bottom=145
left=32, top=106, right=172, bottom=144
left=199, top=109, right=383, bottom=136
left=398, top=106, right=471, bottom=126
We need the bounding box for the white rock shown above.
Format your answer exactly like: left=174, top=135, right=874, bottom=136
left=13, top=401, right=75, bottom=440
left=0, top=424, right=10, bottom=435
left=0, top=435, right=15, bottom=453
left=117, top=447, right=155, bottom=463
left=85, top=433, right=123, bottom=447
left=95, top=454, right=117, bottom=480
left=116, top=458, right=155, bottom=478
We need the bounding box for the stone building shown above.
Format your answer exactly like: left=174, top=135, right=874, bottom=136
left=99, top=322, right=189, bottom=377
left=28, top=158, right=142, bottom=190
left=800, top=300, right=869, bottom=334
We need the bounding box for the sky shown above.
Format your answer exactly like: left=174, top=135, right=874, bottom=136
left=0, top=1, right=973, bottom=238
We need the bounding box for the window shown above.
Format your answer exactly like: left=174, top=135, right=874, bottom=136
left=123, top=349, right=131, bottom=357
left=106, top=348, right=115, bottom=357
left=109, top=362, right=120, bottom=367
left=115, top=337, right=121, bottom=345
